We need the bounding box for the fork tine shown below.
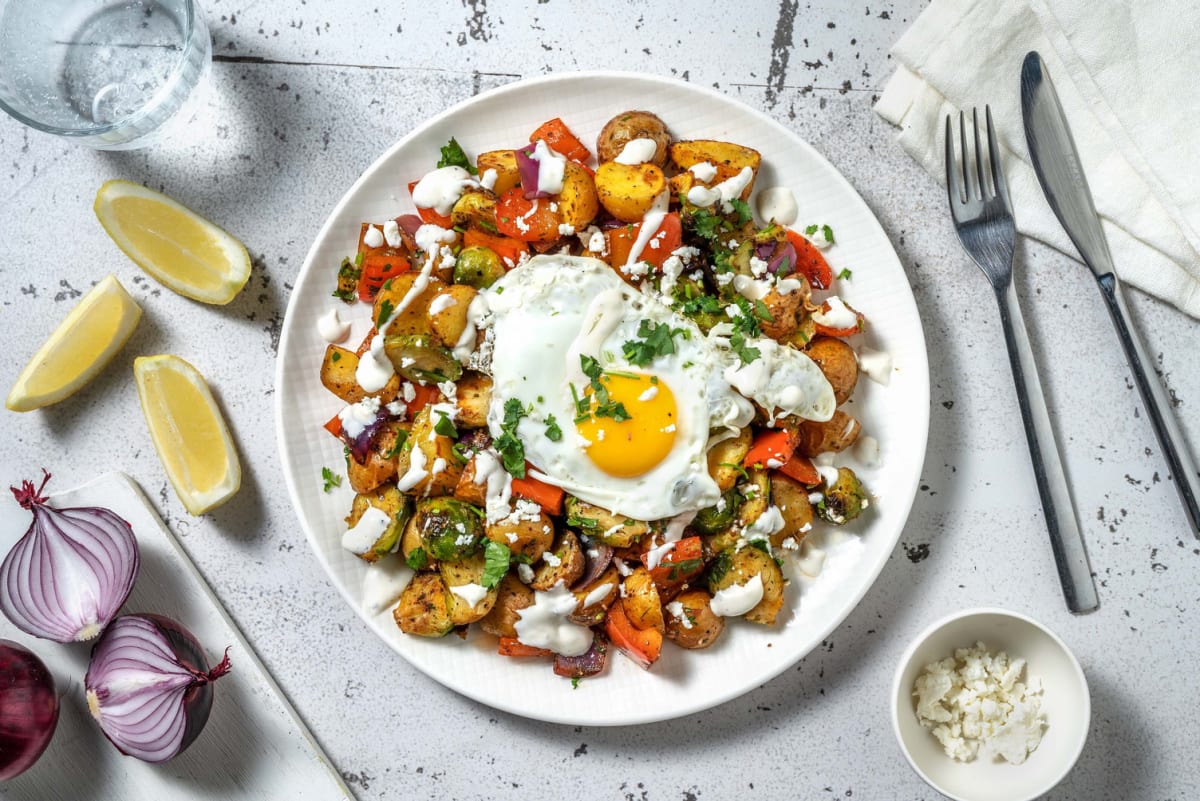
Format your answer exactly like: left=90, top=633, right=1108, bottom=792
left=972, top=108, right=987, bottom=198
left=985, top=105, right=1008, bottom=205
left=944, top=114, right=961, bottom=204
left=958, top=111, right=971, bottom=200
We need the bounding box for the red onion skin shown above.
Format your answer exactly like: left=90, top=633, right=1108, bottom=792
left=515, top=145, right=551, bottom=200
left=0, top=639, right=59, bottom=780
left=86, top=614, right=230, bottom=764
left=571, top=543, right=614, bottom=591
left=553, top=631, right=608, bottom=678
left=1, top=473, right=139, bottom=643
left=767, top=241, right=798, bottom=276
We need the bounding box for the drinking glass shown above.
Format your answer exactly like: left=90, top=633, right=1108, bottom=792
left=0, top=0, right=211, bottom=149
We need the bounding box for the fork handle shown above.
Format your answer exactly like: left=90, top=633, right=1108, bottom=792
left=996, top=282, right=1099, bottom=613
left=1097, top=274, right=1200, bottom=536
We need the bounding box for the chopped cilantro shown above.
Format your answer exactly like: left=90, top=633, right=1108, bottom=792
left=481, top=540, right=511, bottom=589
left=822, top=224, right=835, bottom=243
left=718, top=462, right=750, bottom=481
left=730, top=297, right=763, bottom=337
left=804, top=224, right=818, bottom=236
left=383, top=431, right=409, bottom=459
left=754, top=299, right=774, bottom=323
left=690, top=209, right=724, bottom=241
left=320, top=467, right=341, bottom=492
left=622, top=319, right=687, bottom=367
left=436, top=137, right=476, bottom=174
left=544, top=414, right=563, bottom=442
left=730, top=331, right=761, bottom=365
left=667, top=558, right=703, bottom=580
left=571, top=676, right=583, bottom=689
left=566, top=514, right=599, bottom=530
left=434, top=410, right=458, bottom=439
left=477, top=218, right=499, bottom=234
left=376, top=299, right=395, bottom=328
left=495, top=398, right=527, bottom=477
left=450, top=442, right=469, bottom=464
left=330, top=351, right=341, bottom=363
left=405, top=547, right=428, bottom=570
left=837, top=267, right=852, bottom=280
left=729, top=198, right=753, bottom=226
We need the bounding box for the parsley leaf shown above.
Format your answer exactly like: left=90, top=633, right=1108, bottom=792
left=730, top=296, right=763, bottom=337
left=495, top=398, right=527, bottom=477
left=804, top=224, right=819, bottom=236
left=320, top=467, right=341, bottom=492
left=436, top=137, right=476, bottom=174
left=383, top=430, right=409, bottom=459
left=690, top=209, right=723, bottom=241
left=822, top=224, right=835, bottom=244
left=622, top=320, right=687, bottom=367
left=434, top=410, right=458, bottom=439
left=331, top=351, right=341, bottom=363
left=376, top=298, right=395, bottom=329
left=481, top=540, right=511, bottom=589
left=544, top=414, right=563, bottom=442
left=837, top=267, right=852, bottom=280
left=730, top=331, right=761, bottom=365
left=754, top=299, right=774, bottom=323
left=405, top=547, right=428, bottom=570
left=729, top=198, right=753, bottom=226
left=571, top=676, right=583, bottom=689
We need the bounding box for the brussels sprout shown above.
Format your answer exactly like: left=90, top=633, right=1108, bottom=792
left=563, top=496, right=649, bottom=547
left=414, top=497, right=484, bottom=561
left=344, top=486, right=413, bottom=563
left=453, top=246, right=505, bottom=289
left=383, top=333, right=462, bottom=383
left=816, top=467, right=868, bottom=524
left=692, top=488, right=742, bottom=535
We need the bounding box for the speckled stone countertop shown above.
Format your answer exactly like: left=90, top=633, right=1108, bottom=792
left=2, top=2, right=1198, bottom=799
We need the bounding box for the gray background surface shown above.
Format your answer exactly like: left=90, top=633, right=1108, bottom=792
left=1, top=1, right=1197, bottom=799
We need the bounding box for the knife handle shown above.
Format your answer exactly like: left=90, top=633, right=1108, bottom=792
left=997, top=282, right=1100, bottom=613
left=1097, top=274, right=1200, bottom=536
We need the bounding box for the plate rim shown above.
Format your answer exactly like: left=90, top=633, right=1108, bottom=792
left=275, top=69, right=930, bottom=726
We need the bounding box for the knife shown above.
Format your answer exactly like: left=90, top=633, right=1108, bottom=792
left=1021, top=51, right=1200, bottom=537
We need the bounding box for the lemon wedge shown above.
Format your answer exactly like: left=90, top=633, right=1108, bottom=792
left=94, top=179, right=251, bottom=305
left=6, top=274, right=142, bottom=412
left=133, top=355, right=241, bottom=515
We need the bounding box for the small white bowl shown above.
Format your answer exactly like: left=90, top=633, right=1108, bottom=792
left=891, top=608, right=1090, bottom=801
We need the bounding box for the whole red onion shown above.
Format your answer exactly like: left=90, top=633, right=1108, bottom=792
left=0, top=639, right=59, bottom=780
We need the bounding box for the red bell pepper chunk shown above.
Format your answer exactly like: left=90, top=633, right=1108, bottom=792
left=497, top=637, right=552, bottom=658
left=606, top=212, right=682, bottom=273
left=604, top=599, right=662, bottom=670
left=529, top=117, right=591, bottom=163
left=647, top=535, right=704, bottom=591
left=777, top=453, right=821, bottom=486
left=405, top=383, right=441, bottom=418
left=785, top=228, right=834, bottom=289
left=495, top=187, right=563, bottom=243
left=463, top=227, right=529, bottom=267
left=323, top=413, right=343, bottom=439
left=407, top=180, right=453, bottom=228
left=511, top=468, right=565, bottom=515
left=742, top=429, right=796, bottom=469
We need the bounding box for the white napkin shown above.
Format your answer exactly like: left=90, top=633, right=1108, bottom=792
left=874, top=0, right=1200, bottom=319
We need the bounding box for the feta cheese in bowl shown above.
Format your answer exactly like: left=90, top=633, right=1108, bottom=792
left=891, top=608, right=1090, bottom=801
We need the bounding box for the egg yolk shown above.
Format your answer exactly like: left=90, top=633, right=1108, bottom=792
left=577, top=373, right=678, bottom=478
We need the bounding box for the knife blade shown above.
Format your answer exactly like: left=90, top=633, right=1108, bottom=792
left=1021, top=51, right=1200, bottom=536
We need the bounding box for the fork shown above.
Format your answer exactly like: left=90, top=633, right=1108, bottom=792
left=945, top=107, right=1099, bottom=614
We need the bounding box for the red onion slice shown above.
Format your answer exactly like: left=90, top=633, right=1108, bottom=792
left=755, top=242, right=775, bottom=261
left=553, top=631, right=608, bottom=678
left=337, top=407, right=388, bottom=464
left=0, top=472, right=139, bottom=642
left=515, top=145, right=551, bottom=199
left=571, top=542, right=614, bottom=591
left=395, top=214, right=423, bottom=237
left=768, top=241, right=798, bottom=276
left=85, top=614, right=230, bottom=763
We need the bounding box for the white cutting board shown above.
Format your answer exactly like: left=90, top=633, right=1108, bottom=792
left=0, top=472, right=354, bottom=801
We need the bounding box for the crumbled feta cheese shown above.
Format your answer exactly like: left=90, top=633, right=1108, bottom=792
left=363, top=224, right=384, bottom=249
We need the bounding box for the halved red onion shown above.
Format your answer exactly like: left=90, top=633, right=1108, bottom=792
left=0, top=639, right=59, bottom=780
left=515, top=145, right=551, bottom=199
left=553, top=631, right=608, bottom=678
left=85, top=614, right=230, bottom=763
left=768, top=241, right=798, bottom=276
left=571, top=542, right=614, bottom=591
left=0, top=472, right=139, bottom=642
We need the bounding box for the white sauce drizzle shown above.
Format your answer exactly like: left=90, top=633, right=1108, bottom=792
left=529, top=139, right=566, bottom=195
left=396, top=445, right=428, bottom=492
left=614, top=138, right=659, bottom=165
left=858, top=346, right=893, bottom=385
left=362, top=225, right=384, bottom=249
left=317, top=307, right=351, bottom=343
left=755, top=187, right=798, bottom=226
left=688, top=161, right=718, bottom=182
left=338, top=396, right=381, bottom=440
left=428, top=293, right=457, bottom=317
left=710, top=574, right=764, bottom=617
left=514, top=581, right=593, bottom=656
left=411, top=166, right=478, bottom=216
left=342, top=506, right=391, bottom=555
left=448, top=582, right=489, bottom=608
left=624, top=191, right=670, bottom=268
left=582, top=581, right=613, bottom=608
left=382, top=219, right=402, bottom=248
left=812, top=296, right=858, bottom=330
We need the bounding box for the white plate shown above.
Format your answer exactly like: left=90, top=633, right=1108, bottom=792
left=276, top=71, right=929, bottom=726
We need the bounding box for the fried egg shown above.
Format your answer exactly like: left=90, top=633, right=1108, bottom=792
left=482, top=255, right=833, bottom=521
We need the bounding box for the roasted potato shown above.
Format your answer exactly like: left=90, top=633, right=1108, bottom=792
left=570, top=564, right=620, bottom=625
left=707, top=428, right=753, bottom=491
left=707, top=546, right=785, bottom=625
left=530, top=530, right=585, bottom=591
left=407, top=405, right=464, bottom=496
left=344, top=484, right=412, bottom=563
left=346, top=420, right=409, bottom=495
left=440, top=550, right=499, bottom=625
left=455, top=372, right=492, bottom=429
left=453, top=455, right=488, bottom=506
left=736, top=468, right=771, bottom=530
left=805, top=336, right=859, bottom=405
left=320, top=345, right=365, bottom=404
left=664, top=589, right=725, bottom=649
left=478, top=572, right=534, bottom=639
left=427, top=283, right=478, bottom=350
left=394, top=573, right=454, bottom=637
left=372, top=273, right=442, bottom=337
left=596, top=110, right=671, bottom=167
left=450, top=190, right=497, bottom=231
left=476, top=149, right=522, bottom=196
left=622, top=567, right=665, bottom=633
left=594, top=161, right=667, bottom=224
left=557, top=160, right=600, bottom=230
left=769, top=473, right=814, bottom=548
left=486, top=509, right=555, bottom=563
left=792, top=409, right=861, bottom=457
left=759, top=285, right=807, bottom=341
left=669, top=140, right=761, bottom=195
left=817, top=467, right=868, bottom=525
left=563, top=496, right=650, bottom=547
